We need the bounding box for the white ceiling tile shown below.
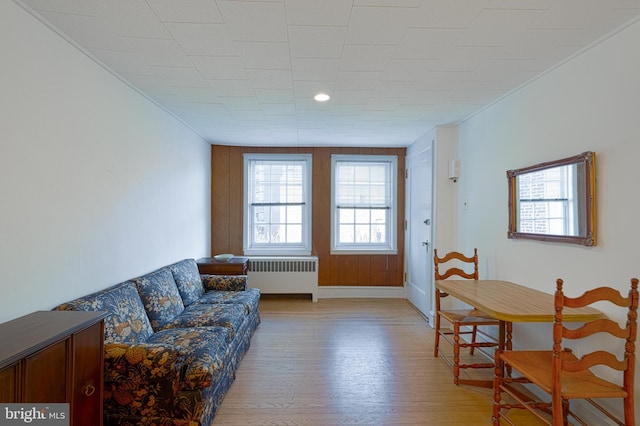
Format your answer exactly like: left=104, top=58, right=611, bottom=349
left=467, top=8, right=547, bottom=35
left=288, top=26, right=347, bottom=59
left=354, top=0, right=422, bottom=7
left=486, top=0, right=553, bottom=10
left=146, top=66, right=209, bottom=88
left=340, top=45, right=395, bottom=71
left=246, top=69, right=294, bottom=90
left=261, top=104, right=296, bottom=116
left=394, top=28, right=462, bottom=59
left=165, top=23, right=236, bottom=56
left=346, top=6, right=415, bottom=45
left=121, top=38, right=192, bottom=67
left=189, top=56, right=248, bottom=80
left=99, top=0, right=172, bottom=39
left=293, top=81, right=337, bottom=99
left=382, top=59, right=438, bottom=82
left=335, top=72, right=381, bottom=91
left=221, top=97, right=262, bottom=111
left=413, top=0, right=489, bottom=29
left=217, top=1, right=287, bottom=42
left=147, top=0, right=224, bottom=23
left=234, top=42, right=291, bottom=69
left=206, top=79, right=256, bottom=97
left=254, top=89, right=295, bottom=103
left=292, top=58, right=340, bottom=82
left=331, top=90, right=373, bottom=105
left=284, top=0, right=353, bottom=26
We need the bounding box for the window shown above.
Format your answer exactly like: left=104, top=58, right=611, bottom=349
left=331, top=155, right=397, bottom=254
left=243, top=154, right=312, bottom=255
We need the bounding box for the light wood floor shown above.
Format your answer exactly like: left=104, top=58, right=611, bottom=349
left=212, top=297, right=541, bottom=425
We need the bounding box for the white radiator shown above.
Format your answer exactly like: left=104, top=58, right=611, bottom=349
left=247, top=256, right=318, bottom=302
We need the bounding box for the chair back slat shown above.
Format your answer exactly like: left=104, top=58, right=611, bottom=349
left=438, top=251, right=476, bottom=264
left=563, top=350, right=628, bottom=373
left=563, top=319, right=629, bottom=340
left=564, top=286, right=629, bottom=309
left=437, top=267, right=476, bottom=280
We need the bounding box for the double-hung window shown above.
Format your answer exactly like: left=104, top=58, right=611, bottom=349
left=243, top=154, right=312, bottom=255
left=331, top=155, right=397, bottom=254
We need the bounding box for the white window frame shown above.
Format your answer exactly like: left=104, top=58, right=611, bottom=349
left=243, top=153, right=312, bottom=256
left=330, top=154, right=398, bottom=254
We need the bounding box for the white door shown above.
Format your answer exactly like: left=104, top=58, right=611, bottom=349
left=405, top=144, right=433, bottom=320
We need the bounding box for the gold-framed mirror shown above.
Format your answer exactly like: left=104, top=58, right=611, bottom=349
left=507, top=151, right=596, bottom=246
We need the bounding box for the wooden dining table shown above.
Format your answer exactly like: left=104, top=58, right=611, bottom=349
left=434, top=279, right=605, bottom=387
left=435, top=279, right=604, bottom=324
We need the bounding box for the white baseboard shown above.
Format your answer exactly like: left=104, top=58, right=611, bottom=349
left=318, top=286, right=405, bottom=299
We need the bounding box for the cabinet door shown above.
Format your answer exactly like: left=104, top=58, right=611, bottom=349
left=0, top=363, right=20, bottom=402
left=24, top=340, right=68, bottom=402
left=72, top=321, right=104, bottom=426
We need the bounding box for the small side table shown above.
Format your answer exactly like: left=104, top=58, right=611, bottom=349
left=196, top=256, right=249, bottom=275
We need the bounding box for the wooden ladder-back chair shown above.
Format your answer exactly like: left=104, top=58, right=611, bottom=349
left=493, top=278, right=638, bottom=426
left=434, top=249, right=504, bottom=386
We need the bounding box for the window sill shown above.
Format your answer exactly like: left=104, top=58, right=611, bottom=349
left=330, top=249, right=397, bottom=255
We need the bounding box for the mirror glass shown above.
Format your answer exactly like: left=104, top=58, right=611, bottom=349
left=507, top=152, right=596, bottom=246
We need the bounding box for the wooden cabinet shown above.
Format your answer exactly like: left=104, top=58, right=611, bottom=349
left=0, top=311, right=106, bottom=426
left=197, top=256, right=249, bottom=275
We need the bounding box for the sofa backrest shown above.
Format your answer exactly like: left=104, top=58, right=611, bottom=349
left=54, top=281, right=154, bottom=344
left=132, top=267, right=185, bottom=331
left=168, top=259, right=205, bottom=306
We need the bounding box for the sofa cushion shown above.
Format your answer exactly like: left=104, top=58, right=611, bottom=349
left=147, top=326, right=232, bottom=390
left=168, top=259, right=205, bottom=306
left=159, top=303, right=246, bottom=340
left=195, top=288, right=261, bottom=314
left=54, top=282, right=154, bottom=344
left=103, top=342, right=185, bottom=418
left=133, top=268, right=185, bottom=331
left=202, top=274, right=247, bottom=292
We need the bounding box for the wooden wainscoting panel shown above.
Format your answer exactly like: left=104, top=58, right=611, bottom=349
left=211, top=146, right=406, bottom=286
left=211, top=145, right=231, bottom=254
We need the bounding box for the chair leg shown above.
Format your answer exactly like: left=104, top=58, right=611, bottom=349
left=470, top=325, right=477, bottom=355
left=492, top=349, right=503, bottom=425
left=505, top=321, right=512, bottom=377
left=433, top=314, right=440, bottom=357
left=624, top=394, right=635, bottom=426
left=551, top=391, right=564, bottom=426
left=453, top=322, right=461, bottom=385
left=561, top=399, right=570, bottom=426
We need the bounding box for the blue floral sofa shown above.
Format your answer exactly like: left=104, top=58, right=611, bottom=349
left=54, top=258, right=260, bottom=426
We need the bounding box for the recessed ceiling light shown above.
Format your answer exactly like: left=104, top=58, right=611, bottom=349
left=314, top=93, right=330, bottom=102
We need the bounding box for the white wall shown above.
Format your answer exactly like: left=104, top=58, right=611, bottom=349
left=0, top=1, right=211, bottom=323
left=455, top=17, right=640, bottom=421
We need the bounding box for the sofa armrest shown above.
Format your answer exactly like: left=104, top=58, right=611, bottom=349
left=201, top=274, right=248, bottom=291
left=103, top=342, right=187, bottom=417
